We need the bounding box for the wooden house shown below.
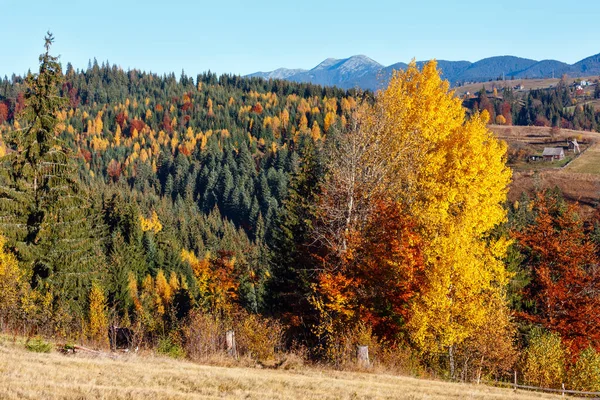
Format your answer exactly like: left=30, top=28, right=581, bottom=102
left=542, top=147, right=565, bottom=161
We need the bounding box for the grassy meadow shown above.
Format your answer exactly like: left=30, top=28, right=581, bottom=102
left=0, top=336, right=565, bottom=400
left=565, top=143, right=600, bottom=174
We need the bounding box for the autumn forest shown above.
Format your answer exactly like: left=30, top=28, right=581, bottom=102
left=1, top=35, right=600, bottom=391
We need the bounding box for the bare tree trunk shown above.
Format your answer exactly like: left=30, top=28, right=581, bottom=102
left=357, top=345, right=369, bottom=368
left=449, top=345, right=456, bottom=381
left=226, top=330, right=237, bottom=359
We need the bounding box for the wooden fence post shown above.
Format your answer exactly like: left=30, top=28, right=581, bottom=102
left=514, top=370, right=517, bottom=391
left=357, top=345, right=369, bottom=368
left=226, top=329, right=237, bottom=359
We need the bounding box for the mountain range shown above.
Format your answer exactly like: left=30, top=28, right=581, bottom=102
left=248, top=53, right=600, bottom=91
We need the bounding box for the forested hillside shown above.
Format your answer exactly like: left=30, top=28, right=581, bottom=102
left=1, top=36, right=599, bottom=391
left=466, top=82, right=600, bottom=131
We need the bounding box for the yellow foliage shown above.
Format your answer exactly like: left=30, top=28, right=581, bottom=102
left=88, top=282, right=109, bottom=345
left=523, top=329, right=566, bottom=389
left=140, top=148, right=149, bottom=163
left=90, top=135, right=109, bottom=151
left=280, top=109, right=290, bottom=127
left=95, top=115, right=103, bottom=134
left=181, top=249, right=211, bottom=294
left=114, top=124, right=122, bottom=145
left=568, top=347, right=600, bottom=391
left=311, top=121, right=322, bottom=141
left=0, top=235, right=25, bottom=321
left=170, top=134, right=179, bottom=154
left=324, top=112, right=336, bottom=133
left=299, top=113, right=308, bottom=130
left=155, top=270, right=172, bottom=307
left=139, top=211, right=163, bottom=234
left=376, top=61, right=512, bottom=359
left=168, top=271, right=180, bottom=292
left=324, top=97, right=338, bottom=113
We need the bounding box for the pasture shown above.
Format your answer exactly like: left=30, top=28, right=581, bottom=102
left=0, top=336, right=563, bottom=400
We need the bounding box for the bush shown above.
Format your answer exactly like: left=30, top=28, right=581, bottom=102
left=25, top=337, right=52, bottom=353
left=182, top=310, right=287, bottom=364
left=182, top=311, right=225, bottom=361
left=235, top=312, right=285, bottom=362
left=522, top=329, right=566, bottom=389
left=319, top=322, right=382, bottom=369
left=157, top=336, right=185, bottom=359
left=568, top=347, right=600, bottom=392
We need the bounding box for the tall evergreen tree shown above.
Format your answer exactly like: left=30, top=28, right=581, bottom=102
left=0, top=33, right=105, bottom=317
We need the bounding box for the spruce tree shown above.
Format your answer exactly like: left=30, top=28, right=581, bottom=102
left=0, top=33, right=105, bottom=318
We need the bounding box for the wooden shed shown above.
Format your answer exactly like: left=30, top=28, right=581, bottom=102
left=542, top=147, right=565, bottom=161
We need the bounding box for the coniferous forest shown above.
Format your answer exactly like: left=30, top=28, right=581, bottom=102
left=1, top=35, right=600, bottom=390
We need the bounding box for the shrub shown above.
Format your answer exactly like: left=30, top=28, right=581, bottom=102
left=568, top=347, right=600, bottom=392
left=182, top=311, right=225, bottom=361
left=25, top=337, right=52, bottom=353
left=235, top=311, right=285, bottom=362
left=319, top=322, right=382, bottom=369
left=157, top=336, right=185, bottom=359
left=522, top=329, right=566, bottom=388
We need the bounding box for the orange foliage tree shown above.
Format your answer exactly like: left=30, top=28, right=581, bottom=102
left=515, top=192, right=600, bottom=354
left=314, top=200, right=424, bottom=340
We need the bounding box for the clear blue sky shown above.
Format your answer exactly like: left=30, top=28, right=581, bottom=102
left=2, top=0, right=599, bottom=78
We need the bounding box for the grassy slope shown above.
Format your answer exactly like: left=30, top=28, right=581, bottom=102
left=453, top=76, right=598, bottom=94
left=565, top=143, right=600, bottom=174
left=488, top=125, right=600, bottom=210
left=0, top=338, right=562, bottom=400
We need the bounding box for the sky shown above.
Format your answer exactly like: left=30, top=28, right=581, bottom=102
left=1, top=0, right=599, bottom=78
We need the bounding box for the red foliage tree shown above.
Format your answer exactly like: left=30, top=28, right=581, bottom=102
left=251, top=102, right=263, bottom=114
left=315, top=200, right=425, bottom=340
left=15, top=92, right=25, bottom=115
left=129, top=119, right=146, bottom=135
left=107, top=159, right=122, bottom=182
left=501, top=101, right=512, bottom=125
left=115, top=112, right=128, bottom=129
left=515, top=193, right=600, bottom=354
left=0, top=102, right=8, bottom=124
left=161, top=113, right=173, bottom=133
left=68, top=86, right=80, bottom=109
left=80, top=148, right=92, bottom=163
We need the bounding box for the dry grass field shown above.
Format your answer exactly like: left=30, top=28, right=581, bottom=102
left=485, top=125, right=600, bottom=210
left=0, top=337, right=565, bottom=400
left=490, top=125, right=600, bottom=144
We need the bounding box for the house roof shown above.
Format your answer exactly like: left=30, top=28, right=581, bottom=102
left=542, top=147, right=564, bottom=156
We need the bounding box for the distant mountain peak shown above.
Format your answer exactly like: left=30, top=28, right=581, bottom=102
left=247, top=68, right=307, bottom=80
left=247, top=53, right=600, bottom=90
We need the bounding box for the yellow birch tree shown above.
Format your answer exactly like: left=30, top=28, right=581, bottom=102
left=377, top=61, right=512, bottom=377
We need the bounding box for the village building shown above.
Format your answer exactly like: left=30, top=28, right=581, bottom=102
left=542, top=147, right=565, bottom=161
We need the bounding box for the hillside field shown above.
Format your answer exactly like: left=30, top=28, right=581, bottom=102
left=489, top=125, right=600, bottom=209
left=454, top=76, right=599, bottom=95
left=0, top=337, right=563, bottom=400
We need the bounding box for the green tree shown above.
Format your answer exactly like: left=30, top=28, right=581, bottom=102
left=0, top=33, right=105, bottom=319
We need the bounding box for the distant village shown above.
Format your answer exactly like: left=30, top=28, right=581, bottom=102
left=457, top=77, right=600, bottom=99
